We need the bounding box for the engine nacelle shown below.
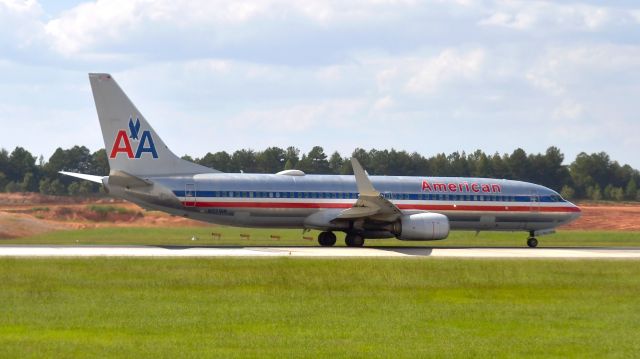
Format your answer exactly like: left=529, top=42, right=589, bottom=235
left=396, top=213, right=450, bottom=241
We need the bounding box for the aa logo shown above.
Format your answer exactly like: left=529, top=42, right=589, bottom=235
left=109, top=117, right=158, bottom=159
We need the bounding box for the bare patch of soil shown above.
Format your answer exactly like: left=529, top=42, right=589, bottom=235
left=0, top=193, right=204, bottom=239
left=0, top=212, right=73, bottom=239
left=561, top=202, right=640, bottom=231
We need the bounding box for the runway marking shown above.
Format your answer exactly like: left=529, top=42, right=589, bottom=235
left=1, top=246, right=640, bottom=259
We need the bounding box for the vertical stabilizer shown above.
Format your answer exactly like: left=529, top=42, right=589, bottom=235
left=89, top=73, right=217, bottom=177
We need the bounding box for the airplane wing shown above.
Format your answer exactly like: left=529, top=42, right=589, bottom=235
left=336, top=158, right=402, bottom=222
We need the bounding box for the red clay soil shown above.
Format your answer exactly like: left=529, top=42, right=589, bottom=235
left=0, top=194, right=638, bottom=238
left=561, top=202, right=640, bottom=231
left=0, top=193, right=205, bottom=239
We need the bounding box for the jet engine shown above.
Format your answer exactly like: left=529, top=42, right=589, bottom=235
left=395, top=212, right=450, bottom=240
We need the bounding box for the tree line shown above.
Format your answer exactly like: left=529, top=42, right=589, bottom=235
left=0, top=145, right=638, bottom=201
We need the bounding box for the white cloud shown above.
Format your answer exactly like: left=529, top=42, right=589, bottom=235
left=553, top=100, right=583, bottom=120
left=0, top=0, right=39, bottom=14
left=479, top=11, right=534, bottom=30
left=228, top=98, right=368, bottom=133
left=478, top=2, right=617, bottom=32
left=0, top=0, right=43, bottom=47
left=404, top=48, right=485, bottom=94
left=44, top=0, right=142, bottom=54
left=41, top=0, right=426, bottom=56
left=525, top=71, right=565, bottom=96
left=526, top=44, right=640, bottom=98
left=372, top=95, right=394, bottom=112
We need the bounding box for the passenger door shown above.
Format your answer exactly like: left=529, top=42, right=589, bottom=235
left=529, top=190, right=540, bottom=212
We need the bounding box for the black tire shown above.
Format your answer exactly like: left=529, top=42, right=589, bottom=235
left=345, top=234, right=365, bottom=247
left=527, top=237, right=538, bottom=248
left=318, top=231, right=336, bottom=247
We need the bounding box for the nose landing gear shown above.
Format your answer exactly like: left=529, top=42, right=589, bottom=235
left=527, top=231, right=538, bottom=248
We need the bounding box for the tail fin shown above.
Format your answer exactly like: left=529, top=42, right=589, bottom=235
left=89, top=73, right=218, bottom=177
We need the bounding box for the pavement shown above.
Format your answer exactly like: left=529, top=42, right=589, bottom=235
left=1, top=245, right=640, bottom=259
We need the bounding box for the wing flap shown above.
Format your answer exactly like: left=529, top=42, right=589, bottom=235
left=337, top=206, right=380, bottom=219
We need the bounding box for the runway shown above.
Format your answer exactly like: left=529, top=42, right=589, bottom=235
left=1, top=245, right=640, bottom=259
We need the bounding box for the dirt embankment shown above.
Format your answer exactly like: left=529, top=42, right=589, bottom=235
left=562, top=202, right=640, bottom=232
left=0, top=194, right=639, bottom=239
left=0, top=193, right=204, bottom=239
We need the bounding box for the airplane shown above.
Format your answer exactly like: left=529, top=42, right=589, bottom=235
left=61, top=73, right=581, bottom=248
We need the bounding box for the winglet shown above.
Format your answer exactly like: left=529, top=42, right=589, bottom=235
left=351, top=158, right=378, bottom=196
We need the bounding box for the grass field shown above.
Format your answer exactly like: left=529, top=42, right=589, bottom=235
left=1, top=258, right=639, bottom=358
left=3, top=226, right=640, bottom=247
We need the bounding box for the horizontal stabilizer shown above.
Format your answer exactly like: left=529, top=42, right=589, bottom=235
left=59, top=171, right=105, bottom=184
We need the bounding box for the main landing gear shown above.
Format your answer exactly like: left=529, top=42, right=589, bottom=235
left=527, top=231, right=538, bottom=248
left=317, top=231, right=366, bottom=247
left=318, top=231, right=337, bottom=247
left=345, top=233, right=365, bottom=247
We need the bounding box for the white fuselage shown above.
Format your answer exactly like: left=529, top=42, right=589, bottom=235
left=113, top=173, right=581, bottom=236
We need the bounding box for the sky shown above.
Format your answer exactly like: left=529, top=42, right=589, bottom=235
left=0, top=0, right=639, bottom=168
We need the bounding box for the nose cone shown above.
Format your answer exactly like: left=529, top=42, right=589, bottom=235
left=565, top=201, right=582, bottom=223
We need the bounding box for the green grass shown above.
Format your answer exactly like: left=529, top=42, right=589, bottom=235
left=3, top=226, right=640, bottom=247
left=0, top=258, right=639, bottom=358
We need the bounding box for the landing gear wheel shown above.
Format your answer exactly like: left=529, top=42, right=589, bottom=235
left=318, top=231, right=336, bottom=247
left=527, top=237, right=538, bottom=248
left=345, top=234, right=365, bottom=247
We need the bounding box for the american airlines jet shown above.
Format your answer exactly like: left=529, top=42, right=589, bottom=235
left=61, top=74, right=581, bottom=248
